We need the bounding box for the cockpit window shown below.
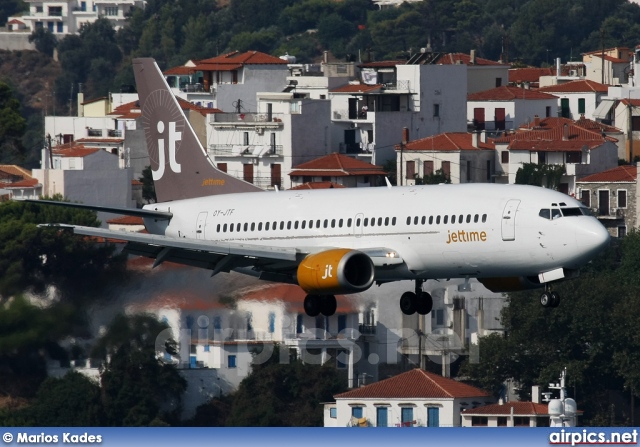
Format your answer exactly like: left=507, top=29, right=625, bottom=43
left=561, top=207, right=583, bottom=216
left=539, top=209, right=551, bottom=219
left=580, top=207, right=593, bottom=216
left=551, top=209, right=562, bottom=219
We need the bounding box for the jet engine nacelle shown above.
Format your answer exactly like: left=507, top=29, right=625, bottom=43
left=297, top=249, right=375, bottom=295
left=478, top=276, right=543, bottom=293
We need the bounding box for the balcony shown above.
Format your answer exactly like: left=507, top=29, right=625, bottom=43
left=87, top=129, right=103, bottom=137
left=592, top=207, right=625, bottom=219
left=381, top=79, right=410, bottom=92
left=107, top=129, right=122, bottom=138
left=252, top=176, right=283, bottom=189
left=468, top=120, right=515, bottom=133
left=208, top=144, right=283, bottom=157
left=209, top=112, right=285, bottom=124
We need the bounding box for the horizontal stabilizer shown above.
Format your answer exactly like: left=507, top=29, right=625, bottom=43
left=22, top=199, right=173, bottom=220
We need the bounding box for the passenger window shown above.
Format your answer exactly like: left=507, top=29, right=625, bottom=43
left=551, top=209, right=562, bottom=220
left=378, top=217, right=382, bottom=226
left=301, top=220, right=306, bottom=229
left=429, top=216, right=433, bottom=225
left=392, top=217, right=397, bottom=225
left=331, top=219, right=336, bottom=228
left=459, top=214, right=463, bottom=223
left=452, top=215, right=456, bottom=224
left=539, top=209, right=551, bottom=219
left=339, top=219, right=343, bottom=228
left=421, top=216, right=426, bottom=225
left=258, top=222, right=262, bottom=231
left=356, top=218, right=361, bottom=226
left=371, top=218, right=376, bottom=227
left=244, top=223, right=248, bottom=232
left=436, top=216, right=441, bottom=224
left=324, top=219, right=328, bottom=228
left=316, top=220, right=321, bottom=228
left=223, top=224, right=228, bottom=232
left=216, top=224, right=220, bottom=232
left=280, top=222, right=285, bottom=230
left=294, top=221, right=298, bottom=229
left=251, top=223, right=255, bottom=231
left=272, top=221, right=277, bottom=230
left=406, top=216, right=411, bottom=225
left=364, top=218, right=369, bottom=226
left=287, top=221, right=292, bottom=230
left=230, top=223, right=234, bottom=232
left=444, top=215, right=448, bottom=224
left=474, top=214, right=479, bottom=223
left=466, top=214, right=471, bottom=223
left=482, top=214, right=487, bottom=223
left=384, top=217, right=389, bottom=226
left=414, top=216, right=419, bottom=225
left=309, top=220, right=313, bottom=229
left=265, top=222, right=270, bottom=231
left=348, top=218, right=353, bottom=227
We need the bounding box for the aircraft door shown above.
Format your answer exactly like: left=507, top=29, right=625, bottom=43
left=501, top=199, right=520, bottom=241
left=354, top=213, right=364, bottom=237
left=196, top=211, right=207, bottom=239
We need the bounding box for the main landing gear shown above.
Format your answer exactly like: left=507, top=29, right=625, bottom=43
left=399, top=280, right=433, bottom=316
left=540, top=286, right=560, bottom=308
left=304, top=294, right=337, bottom=317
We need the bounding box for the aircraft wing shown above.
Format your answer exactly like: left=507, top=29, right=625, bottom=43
left=22, top=199, right=173, bottom=220
left=45, top=225, right=404, bottom=284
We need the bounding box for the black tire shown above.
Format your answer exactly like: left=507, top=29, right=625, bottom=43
left=550, top=291, right=560, bottom=308
left=416, top=291, right=433, bottom=315
left=400, top=292, right=417, bottom=315
left=321, top=295, right=337, bottom=316
left=304, top=294, right=321, bottom=317
left=540, top=291, right=552, bottom=307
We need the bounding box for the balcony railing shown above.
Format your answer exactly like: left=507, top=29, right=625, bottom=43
left=87, top=129, right=103, bottom=137
left=208, top=144, right=283, bottom=157
left=108, top=129, right=122, bottom=138
left=252, top=176, right=282, bottom=189
left=209, top=113, right=285, bottom=123
left=468, top=120, right=515, bottom=132
left=382, top=79, right=410, bottom=91
left=592, top=207, right=625, bottom=218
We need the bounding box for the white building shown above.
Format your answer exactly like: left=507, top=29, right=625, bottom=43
left=324, top=368, right=493, bottom=427
left=461, top=401, right=550, bottom=427
left=9, top=0, right=144, bottom=35
left=538, top=80, right=609, bottom=121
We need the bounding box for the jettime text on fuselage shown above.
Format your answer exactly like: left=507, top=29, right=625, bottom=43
left=446, top=229, right=487, bottom=244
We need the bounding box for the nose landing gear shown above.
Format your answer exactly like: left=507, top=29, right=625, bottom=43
left=540, top=287, right=560, bottom=308
left=399, top=280, right=433, bottom=315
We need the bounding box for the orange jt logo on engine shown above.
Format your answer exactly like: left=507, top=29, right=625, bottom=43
left=321, top=264, right=333, bottom=279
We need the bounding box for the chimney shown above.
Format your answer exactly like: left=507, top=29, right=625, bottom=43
left=534, top=115, right=540, bottom=127
left=77, top=92, right=84, bottom=118
left=532, top=385, right=541, bottom=404
left=472, top=132, right=479, bottom=148
left=470, top=49, right=476, bottom=65
left=563, top=123, right=569, bottom=141
left=402, top=127, right=409, bottom=144
left=556, top=58, right=561, bottom=78
left=323, top=51, right=328, bottom=64
left=480, top=130, right=487, bottom=143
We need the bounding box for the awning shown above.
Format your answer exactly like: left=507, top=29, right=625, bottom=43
left=593, top=99, right=615, bottom=119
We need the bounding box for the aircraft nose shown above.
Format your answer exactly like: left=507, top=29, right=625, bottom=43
left=576, top=218, right=610, bottom=260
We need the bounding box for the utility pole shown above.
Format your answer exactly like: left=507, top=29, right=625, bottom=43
left=629, top=97, right=634, bottom=162
left=601, top=28, right=606, bottom=85
left=400, top=127, right=408, bottom=186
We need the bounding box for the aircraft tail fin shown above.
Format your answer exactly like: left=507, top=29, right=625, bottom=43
left=132, top=58, right=262, bottom=202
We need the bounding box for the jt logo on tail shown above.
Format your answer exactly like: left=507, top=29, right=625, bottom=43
left=152, top=120, right=182, bottom=180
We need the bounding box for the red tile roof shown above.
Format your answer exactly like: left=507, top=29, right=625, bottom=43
left=519, top=116, right=620, bottom=134
left=131, top=179, right=143, bottom=186
left=81, top=96, right=108, bottom=106
left=0, top=165, right=31, bottom=178
left=462, top=401, right=548, bottom=416
left=538, top=80, right=608, bottom=93
left=330, top=83, right=383, bottom=94
left=4, top=178, right=39, bottom=188
left=495, top=123, right=614, bottom=151
left=468, top=86, right=557, bottom=101
left=172, top=51, right=288, bottom=73
left=619, top=99, right=640, bottom=108
left=108, top=100, right=141, bottom=119
left=107, top=215, right=145, bottom=225
left=358, top=61, right=403, bottom=68
left=335, top=369, right=490, bottom=400
left=177, top=97, right=222, bottom=115
left=436, top=53, right=503, bottom=66
left=578, top=165, right=637, bottom=183
left=76, top=137, right=123, bottom=144
left=53, top=146, right=101, bottom=157
left=573, top=115, right=621, bottom=133
left=509, top=67, right=554, bottom=83
left=8, top=19, right=25, bottom=25
left=289, top=153, right=386, bottom=177
left=400, top=132, right=495, bottom=151
left=289, top=181, right=346, bottom=190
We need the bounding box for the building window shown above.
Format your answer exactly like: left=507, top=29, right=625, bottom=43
left=48, top=6, right=62, bottom=16
left=330, top=408, right=337, bottom=418
left=546, top=106, right=552, bottom=118
left=57, top=22, right=63, bottom=33
left=213, top=315, right=221, bottom=330
left=406, top=160, right=415, bottom=179
left=268, top=312, right=275, bottom=333
left=376, top=407, right=388, bottom=427
left=204, top=345, right=210, bottom=352
left=351, top=406, right=363, bottom=418
left=433, top=103, right=440, bottom=117
left=228, top=355, right=236, bottom=368
left=619, top=226, right=627, bottom=238
left=441, top=161, right=451, bottom=178
left=338, top=314, right=346, bottom=333
left=580, top=189, right=591, bottom=207
left=105, top=6, right=118, bottom=16
left=514, top=417, right=529, bottom=426
left=501, top=151, right=509, bottom=164
left=36, top=6, right=43, bottom=12
left=434, top=309, right=444, bottom=326
left=243, top=131, right=249, bottom=145
left=566, top=152, right=582, bottom=163
left=424, top=160, right=434, bottom=176
left=466, top=160, right=471, bottom=182
left=400, top=407, right=413, bottom=426
left=472, top=416, right=488, bottom=426
left=497, top=416, right=508, bottom=426
left=578, top=98, right=586, bottom=114
left=495, top=77, right=502, bottom=87
left=618, top=189, right=627, bottom=208
left=427, top=407, right=440, bottom=427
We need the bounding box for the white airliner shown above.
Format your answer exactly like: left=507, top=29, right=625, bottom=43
left=31, top=58, right=610, bottom=317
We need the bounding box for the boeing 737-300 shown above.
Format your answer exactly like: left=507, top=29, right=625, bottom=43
left=29, top=58, right=611, bottom=317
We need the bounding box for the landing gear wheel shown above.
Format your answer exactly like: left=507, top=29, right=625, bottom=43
left=550, top=291, right=560, bottom=308
left=416, top=291, right=433, bottom=315
left=321, top=295, right=337, bottom=316
left=400, top=292, right=417, bottom=315
left=304, top=294, right=321, bottom=317
left=540, top=291, right=553, bottom=308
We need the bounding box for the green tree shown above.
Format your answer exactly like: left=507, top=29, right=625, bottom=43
left=28, top=28, right=57, bottom=57
left=94, top=314, right=186, bottom=426
left=30, top=372, right=105, bottom=426
left=0, top=0, right=25, bottom=26
left=515, top=163, right=565, bottom=189
left=140, top=166, right=157, bottom=204
left=227, top=347, right=346, bottom=426
left=0, top=82, right=27, bottom=164
left=415, top=168, right=451, bottom=185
